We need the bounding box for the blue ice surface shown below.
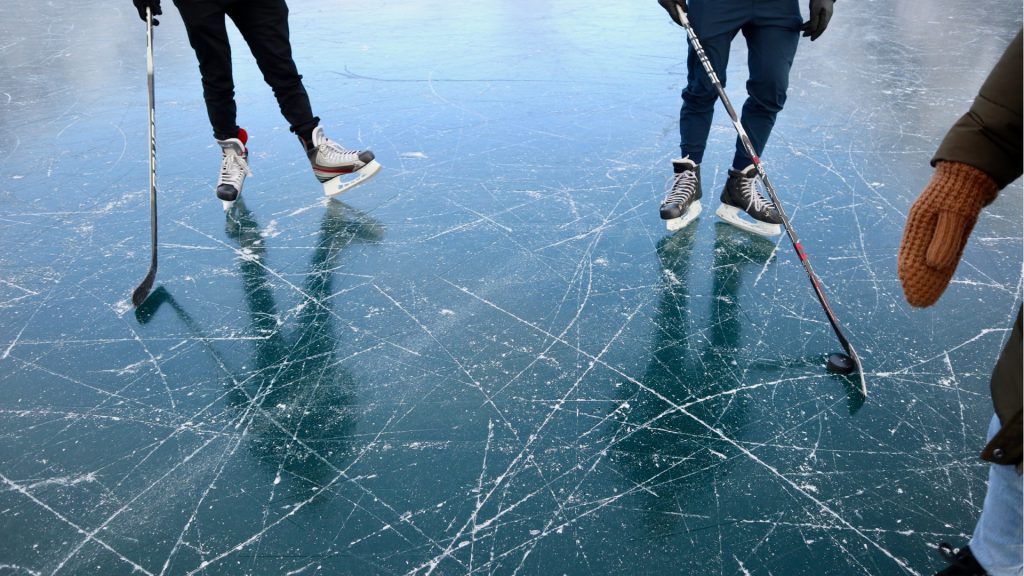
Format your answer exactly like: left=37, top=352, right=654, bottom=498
left=0, top=1, right=1021, bottom=574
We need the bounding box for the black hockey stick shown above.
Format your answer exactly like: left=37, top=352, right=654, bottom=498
left=672, top=5, right=867, bottom=395
left=132, top=7, right=158, bottom=307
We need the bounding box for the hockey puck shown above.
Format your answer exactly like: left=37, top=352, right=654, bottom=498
left=826, top=352, right=855, bottom=374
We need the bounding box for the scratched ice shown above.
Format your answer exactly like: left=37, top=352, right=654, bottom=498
left=0, top=0, right=1021, bottom=574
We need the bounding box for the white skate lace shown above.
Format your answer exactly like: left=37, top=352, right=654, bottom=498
left=317, top=138, right=363, bottom=167
left=663, top=170, right=698, bottom=206
left=219, top=151, right=251, bottom=189
left=739, top=175, right=776, bottom=214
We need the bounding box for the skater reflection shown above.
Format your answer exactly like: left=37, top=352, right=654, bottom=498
left=223, top=198, right=384, bottom=487
left=611, top=224, right=773, bottom=533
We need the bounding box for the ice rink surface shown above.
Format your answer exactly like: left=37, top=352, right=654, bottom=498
left=0, top=1, right=1021, bottom=574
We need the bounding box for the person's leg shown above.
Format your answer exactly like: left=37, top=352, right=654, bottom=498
left=174, top=0, right=251, bottom=207
left=970, top=414, right=1024, bottom=576
left=173, top=0, right=241, bottom=140
left=678, top=1, right=745, bottom=163
left=730, top=3, right=801, bottom=170
left=226, top=0, right=319, bottom=141
left=226, top=0, right=377, bottom=195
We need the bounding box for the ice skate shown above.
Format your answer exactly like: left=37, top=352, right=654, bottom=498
left=215, top=129, right=252, bottom=212
left=716, top=164, right=782, bottom=237
left=660, top=157, right=702, bottom=232
left=305, top=126, right=380, bottom=197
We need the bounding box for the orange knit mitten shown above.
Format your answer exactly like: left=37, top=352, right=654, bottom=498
left=898, top=161, right=998, bottom=307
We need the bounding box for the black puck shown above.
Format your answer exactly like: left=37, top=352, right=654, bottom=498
left=826, top=352, right=855, bottom=374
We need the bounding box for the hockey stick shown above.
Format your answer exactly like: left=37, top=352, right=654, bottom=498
left=132, top=7, right=158, bottom=307
left=673, top=4, right=867, bottom=395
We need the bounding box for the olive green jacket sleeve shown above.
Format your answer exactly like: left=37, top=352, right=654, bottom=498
left=932, top=29, right=1023, bottom=190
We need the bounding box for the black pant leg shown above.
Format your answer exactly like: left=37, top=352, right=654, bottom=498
left=226, top=0, right=319, bottom=137
left=173, top=0, right=240, bottom=140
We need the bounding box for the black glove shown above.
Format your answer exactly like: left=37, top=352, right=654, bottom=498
left=801, top=0, right=833, bottom=41
left=657, top=0, right=688, bottom=26
left=133, top=0, right=162, bottom=25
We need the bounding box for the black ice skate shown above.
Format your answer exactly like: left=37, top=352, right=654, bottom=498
left=304, top=126, right=380, bottom=197
left=215, top=128, right=252, bottom=212
left=660, top=157, right=702, bottom=232
left=935, top=543, right=987, bottom=576
left=716, top=164, right=782, bottom=237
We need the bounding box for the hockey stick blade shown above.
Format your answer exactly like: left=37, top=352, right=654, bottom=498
left=131, top=268, right=157, bottom=307
left=845, top=343, right=867, bottom=397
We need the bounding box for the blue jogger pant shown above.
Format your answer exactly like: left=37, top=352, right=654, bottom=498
left=971, top=414, right=1024, bottom=576
left=679, top=0, right=802, bottom=170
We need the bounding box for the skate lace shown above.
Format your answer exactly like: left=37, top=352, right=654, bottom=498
left=739, top=174, right=776, bottom=213
left=219, top=151, right=251, bottom=189
left=318, top=138, right=361, bottom=164
left=664, top=170, right=698, bottom=205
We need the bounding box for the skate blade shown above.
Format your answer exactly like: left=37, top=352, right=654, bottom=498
left=665, top=200, right=702, bottom=232
left=715, top=204, right=781, bottom=237
left=321, top=160, right=381, bottom=197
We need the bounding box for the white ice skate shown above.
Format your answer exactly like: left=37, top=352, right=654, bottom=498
left=216, top=133, right=252, bottom=212
left=307, top=126, right=380, bottom=197
left=715, top=164, right=782, bottom=237
left=660, top=157, right=702, bottom=232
